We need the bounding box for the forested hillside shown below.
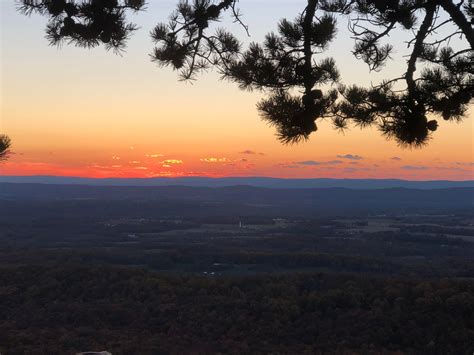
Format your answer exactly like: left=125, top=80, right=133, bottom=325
left=1, top=266, right=473, bottom=354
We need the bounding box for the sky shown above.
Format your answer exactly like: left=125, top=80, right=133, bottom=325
left=1, top=0, right=473, bottom=180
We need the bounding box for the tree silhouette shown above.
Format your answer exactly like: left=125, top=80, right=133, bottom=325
left=17, top=0, right=473, bottom=146
left=0, top=135, right=12, bottom=161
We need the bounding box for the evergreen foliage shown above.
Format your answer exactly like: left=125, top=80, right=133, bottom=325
left=0, top=135, right=11, bottom=161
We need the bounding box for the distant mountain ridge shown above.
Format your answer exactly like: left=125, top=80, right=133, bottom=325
left=0, top=175, right=473, bottom=189
left=1, top=183, right=472, bottom=217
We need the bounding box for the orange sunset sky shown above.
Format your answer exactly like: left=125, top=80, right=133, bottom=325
left=1, top=1, right=473, bottom=180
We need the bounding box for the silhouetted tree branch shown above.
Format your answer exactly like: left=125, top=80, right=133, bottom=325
left=0, top=135, right=12, bottom=161
left=17, top=0, right=473, bottom=147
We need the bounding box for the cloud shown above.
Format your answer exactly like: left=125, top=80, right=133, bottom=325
left=401, top=165, right=429, bottom=170
left=200, top=157, right=229, bottom=163
left=162, top=159, right=183, bottom=165
left=93, top=164, right=124, bottom=169
left=294, top=160, right=343, bottom=166
left=160, top=159, right=183, bottom=168
left=390, top=156, right=402, bottom=161
left=146, top=154, right=164, bottom=158
left=239, top=150, right=265, bottom=156
left=91, top=164, right=110, bottom=169
left=337, top=154, right=363, bottom=160
left=456, top=162, right=474, bottom=166
left=111, top=156, right=121, bottom=160
left=129, top=160, right=141, bottom=164
left=434, top=166, right=467, bottom=172
left=276, top=163, right=300, bottom=169
left=294, top=160, right=321, bottom=166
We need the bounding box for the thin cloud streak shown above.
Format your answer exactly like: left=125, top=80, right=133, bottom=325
left=401, top=165, right=429, bottom=170
left=294, top=160, right=343, bottom=166
left=239, top=150, right=265, bottom=156
left=337, top=154, right=363, bottom=161
left=200, top=157, right=229, bottom=163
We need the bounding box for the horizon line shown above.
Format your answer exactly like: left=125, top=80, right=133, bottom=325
left=1, top=174, right=473, bottom=183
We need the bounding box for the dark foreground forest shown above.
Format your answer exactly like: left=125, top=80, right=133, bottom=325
left=1, top=183, right=473, bottom=354
left=1, top=266, right=474, bottom=354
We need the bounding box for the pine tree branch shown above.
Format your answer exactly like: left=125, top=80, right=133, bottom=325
left=405, top=4, right=435, bottom=98
left=302, top=0, right=318, bottom=94
left=438, top=0, right=474, bottom=49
